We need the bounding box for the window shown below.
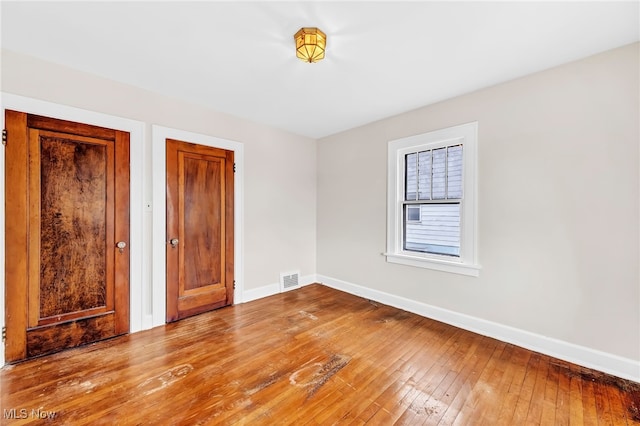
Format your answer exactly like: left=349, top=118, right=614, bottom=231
left=386, top=122, right=480, bottom=276
left=406, top=205, right=421, bottom=222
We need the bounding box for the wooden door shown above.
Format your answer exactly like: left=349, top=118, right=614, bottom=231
left=166, top=139, right=234, bottom=322
left=4, top=110, right=130, bottom=362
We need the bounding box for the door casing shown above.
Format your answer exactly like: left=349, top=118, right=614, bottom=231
left=0, top=93, right=145, bottom=365
left=151, top=125, right=244, bottom=326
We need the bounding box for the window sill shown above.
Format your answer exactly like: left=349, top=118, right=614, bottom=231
left=384, top=252, right=481, bottom=277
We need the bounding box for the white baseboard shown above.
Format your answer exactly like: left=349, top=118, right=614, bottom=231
left=242, top=283, right=280, bottom=303
left=317, top=274, right=640, bottom=383
left=242, top=274, right=316, bottom=303
left=140, top=315, right=154, bottom=332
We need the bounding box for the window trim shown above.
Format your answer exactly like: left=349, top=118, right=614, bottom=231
left=386, top=122, right=480, bottom=276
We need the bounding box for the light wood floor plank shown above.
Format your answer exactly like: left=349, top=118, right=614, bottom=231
left=570, top=363, right=587, bottom=425
left=438, top=338, right=501, bottom=425
left=474, top=342, right=517, bottom=425
left=1, top=284, right=637, bottom=425
left=555, top=359, right=573, bottom=425
left=450, top=341, right=509, bottom=423
left=524, top=353, right=551, bottom=425
left=512, top=353, right=542, bottom=424
left=335, top=318, right=443, bottom=423
left=495, top=346, right=533, bottom=424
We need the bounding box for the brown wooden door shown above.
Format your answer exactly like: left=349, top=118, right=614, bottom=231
left=166, top=138, right=234, bottom=322
left=4, top=110, right=130, bottom=362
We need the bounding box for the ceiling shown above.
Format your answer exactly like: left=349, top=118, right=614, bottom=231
left=1, top=1, right=638, bottom=139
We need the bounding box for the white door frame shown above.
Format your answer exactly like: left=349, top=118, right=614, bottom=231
left=0, top=93, right=146, bottom=365
left=151, top=125, right=244, bottom=327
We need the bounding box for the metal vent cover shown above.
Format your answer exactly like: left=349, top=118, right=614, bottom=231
left=280, top=271, right=300, bottom=292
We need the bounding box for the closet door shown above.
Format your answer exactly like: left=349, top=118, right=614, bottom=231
left=165, top=138, right=234, bottom=322
left=5, top=110, right=130, bottom=362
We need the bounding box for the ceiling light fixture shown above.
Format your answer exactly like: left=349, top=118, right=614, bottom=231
left=294, top=27, right=326, bottom=63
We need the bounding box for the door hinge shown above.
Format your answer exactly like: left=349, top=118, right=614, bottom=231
left=2, top=326, right=6, bottom=342
left=233, top=280, right=236, bottom=289
left=2, top=129, right=7, bottom=146
left=233, top=163, right=236, bottom=173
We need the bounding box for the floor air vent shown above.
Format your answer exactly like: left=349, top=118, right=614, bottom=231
left=280, top=271, right=300, bottom=292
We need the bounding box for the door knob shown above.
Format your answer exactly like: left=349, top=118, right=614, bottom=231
left=169, top=238, right=179, bottom=248
left=116, top=241, right=127, bottom=253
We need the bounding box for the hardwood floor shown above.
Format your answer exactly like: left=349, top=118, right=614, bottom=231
left=2, top=284, right=638, bottom=425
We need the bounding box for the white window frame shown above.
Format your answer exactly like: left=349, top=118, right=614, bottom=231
left=386, top=122, right=480, bottom=276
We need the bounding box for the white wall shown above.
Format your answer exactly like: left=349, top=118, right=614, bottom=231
left=0, top=49, right=317, bottom=302
left=317, top=43, right=639, bottom=378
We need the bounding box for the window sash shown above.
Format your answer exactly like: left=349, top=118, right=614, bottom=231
left=405, top=144, right=463, bottom=202
left=403, top=202, right=461, bottom=257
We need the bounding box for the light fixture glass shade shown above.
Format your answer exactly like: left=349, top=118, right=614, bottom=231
left=294, top=27, right=326, bottom=63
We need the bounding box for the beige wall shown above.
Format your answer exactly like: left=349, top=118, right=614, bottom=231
left=2, top=42, right=638, bottom=369
left=1, top=49, right=317, bottom=292
left=317, top=43, right=639, bottom=361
